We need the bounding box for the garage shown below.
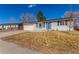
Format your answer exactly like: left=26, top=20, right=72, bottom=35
left=23, top=23, right=36, bottom=31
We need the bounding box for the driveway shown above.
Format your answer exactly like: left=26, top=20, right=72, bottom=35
left=0, top=31, right=41, bottom=54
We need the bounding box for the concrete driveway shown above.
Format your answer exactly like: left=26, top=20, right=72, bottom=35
left=0, top=31, right=41, bottom=54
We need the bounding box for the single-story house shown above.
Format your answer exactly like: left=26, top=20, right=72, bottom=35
left=23, top=17, right=77, bottom=31
left=0, top=17, right=77, bottom=31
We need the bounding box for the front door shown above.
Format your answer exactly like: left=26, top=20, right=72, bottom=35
left=47, top=23, right=51, bottom=30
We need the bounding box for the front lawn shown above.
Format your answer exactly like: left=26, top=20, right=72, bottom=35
left=2, top=31, right=79, bottom=53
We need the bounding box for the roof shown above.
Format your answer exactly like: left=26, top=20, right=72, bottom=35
left=0, top=18, right=75, bottom=25
left=47, top=17, right=75, bottom=22
left=23, top=17, right=76, bottom=23
left=0, top=23, right=21, bottom=25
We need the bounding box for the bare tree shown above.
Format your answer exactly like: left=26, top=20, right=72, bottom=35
left=64, top=11, right=79, bottom=30
left=20, top=14, right=26, bottom=23
left=20, top=13, right=37, bottom=23
left=64, top=11, right=77, bottom=18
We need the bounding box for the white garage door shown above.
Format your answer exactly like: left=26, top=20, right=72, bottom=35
left=24, top=24, right=35, bottom=31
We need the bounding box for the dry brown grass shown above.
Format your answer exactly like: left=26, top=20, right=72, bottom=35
left=2, top=31, right=79, bottom=53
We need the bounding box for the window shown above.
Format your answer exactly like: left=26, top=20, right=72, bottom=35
left=39, top=24, right=42, bottom=28
left=38, top=23, right=45, bottom=28
left=57, top=21, right=60, bottom=26
left=65, top=21, right=67, bottom=25
left=60, top=21, right=64, bottom=25
left=57, top=21, right=64, bottom=26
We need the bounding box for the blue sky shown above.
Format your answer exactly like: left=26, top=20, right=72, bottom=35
left=0, top=4, right=79, bottom=24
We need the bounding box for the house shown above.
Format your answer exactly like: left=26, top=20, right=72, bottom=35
left=0, top=17, right=77, bottom=31
left=0, top=23, right=23, bottom=30
left=23, top=17, right=76, bottom=31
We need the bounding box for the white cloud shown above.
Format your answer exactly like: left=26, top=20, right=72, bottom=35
left=28, top=4, right=36, bottom=8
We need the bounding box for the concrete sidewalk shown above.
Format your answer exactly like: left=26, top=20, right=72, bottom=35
left=0, top=30, right=25, bottom=38
left=0, top=31, right=41, bottom=54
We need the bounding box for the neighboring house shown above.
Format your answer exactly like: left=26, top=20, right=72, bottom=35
left=0, top=17, right=77, bottom=31
left=0, top=23, right=23, bottom=30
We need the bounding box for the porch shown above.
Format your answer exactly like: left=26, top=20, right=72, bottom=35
left=36, top=22, right=51, bottom=31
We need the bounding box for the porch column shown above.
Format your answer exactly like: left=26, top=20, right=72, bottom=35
left=45, top=22, right=47, bottom=30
